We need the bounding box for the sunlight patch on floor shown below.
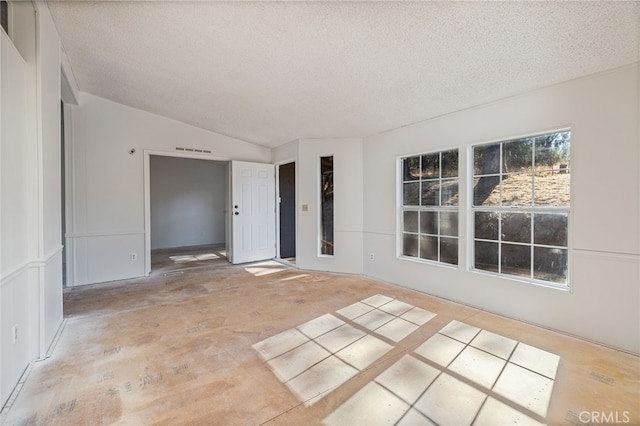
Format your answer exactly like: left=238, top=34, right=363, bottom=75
left=244, top=261, right=288, bottom=276
left=325, top=320, right=559, bottom=425
left=169, top=255, right=200, bottom=263
left=252, top=294, right=435, bottom=406
left=169, top=252, right=222, bottom=263
left=253, top=294, right=560, bottom=421
left=279, top=274, right=311, bottom=281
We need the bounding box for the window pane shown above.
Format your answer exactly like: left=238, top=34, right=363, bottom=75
left=474, top=143, right=501, bottom=175
left=475, top=241, right=498, bottom=272
left=534, top=247, right=568, bottom=284
left=320, top=156, right=334, bottom=255
left=471, top=131, right=570, bottom=286
left=501, top=243, right=531, bottom=278
left=400, top=148, right=459, bottom=268
left=475, top=211, right=499, bottom=240
left=534, top=171, right=570, bottom=206
left=419, top=235, right=438, bottom=261
left=473, top=176, right=500, bottom=206
left=420, top=211, right=437, bottom=235
left=441, top=179, right=459, bottom=206
left=504, top=139, right=532, bottom=173
left=421, top=153, right=439, bottom=178
left=502, top=173, right=533, bottom=206
left=535, top=132, right=570, bottom=171
left=501, top=213, right=531, bottom=243
left=534, top=213, right=568, bottom=246
left=403, top=182, right=420, bottom=206
left=421, top=181, right=439, bottom=206
left=441, top=237, right=458, bottom=265
left=403, top=156, right=420, bottom=181
left=441, top=150, right=458, bottom=178
left=403, top=211, right=419, bottom=233
left=440, top=211, right=458, bottom=236
left=403, top=233, right=418, bottom=257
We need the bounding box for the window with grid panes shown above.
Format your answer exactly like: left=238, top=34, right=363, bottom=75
left=401, top=149, right=459, bottom=265
left=472, top=130, right=570, bottom=286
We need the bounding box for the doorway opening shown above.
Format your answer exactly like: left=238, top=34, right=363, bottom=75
left=148, top=155, right=230, bottom=275
left=278, top=162, right=296, bottom=263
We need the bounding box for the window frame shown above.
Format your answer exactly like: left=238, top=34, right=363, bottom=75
left=318, top=155, right=334, bottom=257
left=398, top=148, right=460, bottom=267
left=468, top=129, right=572, bottom=290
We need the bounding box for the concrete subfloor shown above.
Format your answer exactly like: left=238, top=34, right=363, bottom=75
left=2, top=260, right=638, bottom=425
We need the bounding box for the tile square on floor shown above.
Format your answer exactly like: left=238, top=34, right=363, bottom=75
left=336, top=302, right=374, bottom=320
left=470, top=329, right=518, bottom=360
left=296, top=313, right=345, bottom=339
left=415, top=333, right=465, bottom=367
left=267, top=340, right=331, bottom=382
left=375, top=317, right=419, bottom=342
left=335, top=334, right=393, bottom=370
left=252, top=328, right=309, bottom=361
left=474, top=396, right=543, bottom=425
left=378, top=299, right=414, bottom=316
left=439, top=320, right=481, bottom=343
left=315, top=324, right=366, bottom=353
left=400, top=306, right=437, bottom=326
left=286, top=355, right=358, bottom=407
left=510, top=342, right=560, bottom=379
left=448, top=346, right=506, bottom=389
left=493, top=363, right=554, bottom=417
left=323, top=382, right=409, bottom=425
left=361, top=294, right=394, bottom=307
left=374, top=354, right=440, bottom=404
left=353, top=309, right=395, bottom=331
left=413, top=372, right=487, bottom=425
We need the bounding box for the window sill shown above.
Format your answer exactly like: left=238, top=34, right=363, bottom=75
left=398, top=254, right=459, bottom=270
left=470, top=268, right=571, bottom=292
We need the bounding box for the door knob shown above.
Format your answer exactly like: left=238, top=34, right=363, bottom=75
left=234, top=212, right=240, bottom=215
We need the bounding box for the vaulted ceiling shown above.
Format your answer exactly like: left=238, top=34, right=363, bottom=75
left=48, top=1, right=640, bottom=148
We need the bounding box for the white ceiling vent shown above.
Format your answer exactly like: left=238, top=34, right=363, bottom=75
left=176, top=147, right=212, bottom=154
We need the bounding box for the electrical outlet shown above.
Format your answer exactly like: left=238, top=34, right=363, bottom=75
left=12, top=326, right=18, bottom=343
left=369, top=253, right=375, bottom=260
left=130, top=253, right=137, bottom=261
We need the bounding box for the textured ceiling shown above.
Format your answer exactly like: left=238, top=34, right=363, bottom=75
left=48, top=1, right=640, bottom=148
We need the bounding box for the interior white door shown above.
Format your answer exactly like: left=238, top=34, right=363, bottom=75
left=230, top=161, right=276, bottom=264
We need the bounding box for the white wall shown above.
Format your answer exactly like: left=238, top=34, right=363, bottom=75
left=1, top=26, right=35, bottom=408
left=362, top=64, right=640, bottom=354
left=37, top=2, right=64, bottom=357
left=271, top=139, right=299, bottom=165
left=66, top=93, right=270, bottom=286
left=294, top=138, right=364, bottom=274
left=150, top=156, right=227, bottom=249
left=0, top=3, right=64, bottom=406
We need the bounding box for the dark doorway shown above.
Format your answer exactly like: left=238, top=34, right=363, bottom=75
left=278, top=162, right=296, bottom=259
